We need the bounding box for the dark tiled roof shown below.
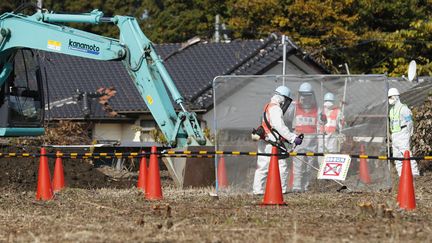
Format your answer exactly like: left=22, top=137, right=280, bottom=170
left=345, top=78, right=431, bottom=125
left=349, top=77, right=416, bottom=113
left=43, top=34, right=323, bottom=120
left=398, top=77, right=432, bottom=108
left=155, top=38, right=271, bottom=101
left=42, top=51, right=146, bottom=119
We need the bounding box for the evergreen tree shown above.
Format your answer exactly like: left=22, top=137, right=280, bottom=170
left=140, top=0, right=228, bottom=43
left=1, top=0, right=432, bottom=76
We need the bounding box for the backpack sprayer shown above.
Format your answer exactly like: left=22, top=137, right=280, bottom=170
left=251, top=104, right=304, bottom=155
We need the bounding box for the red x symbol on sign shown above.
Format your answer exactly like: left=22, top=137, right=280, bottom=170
left=323, top=163, right=342, bottom=176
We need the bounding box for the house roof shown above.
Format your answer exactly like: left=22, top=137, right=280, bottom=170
left=398, top=77, right=432, bottom=108
left=346, top=77, right=416, bottom=116
left=42, top=34, right=326, bottom=120
left=345, top=77, right=432, bottom=129
left=42, top=51, right=145, bottom=120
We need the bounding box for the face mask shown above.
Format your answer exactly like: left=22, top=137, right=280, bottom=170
left=281, top=97, right=292, bottom=114
left=388, top=97, right=396, bottom=105
left=323, top=101, right=333, bottom=108
left=300, top=94, right=313, bottom=109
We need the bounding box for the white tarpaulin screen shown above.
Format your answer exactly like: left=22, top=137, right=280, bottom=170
left=212, top=75, right=392, bottom=194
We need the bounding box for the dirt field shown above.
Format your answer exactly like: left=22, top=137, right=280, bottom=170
left=1, top=157, right=432, bottom=242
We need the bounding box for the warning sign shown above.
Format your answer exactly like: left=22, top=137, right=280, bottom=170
left=317, top=154, right=351, bottom=181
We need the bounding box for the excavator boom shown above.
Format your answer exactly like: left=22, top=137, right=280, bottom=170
left=0, top=8, right=214, bottom=187
left=0, top=9, right=207, bottom=147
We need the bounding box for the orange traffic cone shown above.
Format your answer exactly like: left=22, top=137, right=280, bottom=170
left=397, top=150, right=416, bottom=210
left=137, top=154, right=148, bottom=191
left=261, top=146, right=286, bottom=206
left=52, top=151, right=65, bottom=192
left=359, top=144, right=371, bottom=184
left=217, top=156, right=228, bottom=189
left=288, top=160, right=294, bottom=190
left=145, top=146, right=163, bottom=200
left=36, top=147, right=53, bottom=200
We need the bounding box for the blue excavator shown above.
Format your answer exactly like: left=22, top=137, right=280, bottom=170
left=0, top=7, right=213, bottom=187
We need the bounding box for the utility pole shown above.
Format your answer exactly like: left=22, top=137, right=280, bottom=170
left=341, top=63, right=351, bottom=117
left=282, top=35, right=287, bottom=86
left=214, top=14, right=220, bottom=43
left=37, top=0, right=43, bottom=12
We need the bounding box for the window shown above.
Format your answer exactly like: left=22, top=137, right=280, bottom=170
left=139, top=120, right=155, bottom=131
left=7, top=49, right=43, bottom=126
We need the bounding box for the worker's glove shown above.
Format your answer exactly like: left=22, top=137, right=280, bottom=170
left=320, top=113, right=327, bottom=123
left=251, top=126, right=265, bottom=141
left=294, top=134, right=304, bottom=146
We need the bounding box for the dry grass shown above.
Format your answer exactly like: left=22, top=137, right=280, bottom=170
left=1, top=176, right=432, bottom=242
left=1, top=156, right=432, bottom=242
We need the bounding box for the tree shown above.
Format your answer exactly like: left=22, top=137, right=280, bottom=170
left=140, top=0, right=228, bottom=43
left=0, top=0, right=18, bottom=13
left=338, top=0, right=432, bottom=76
left=224, top=0, right=432, bottom=76
left=282, top=0, right=360, bottom=72
left=2, top=0, right=432, bottom=76
left=226, top=0, right=283, bottom=39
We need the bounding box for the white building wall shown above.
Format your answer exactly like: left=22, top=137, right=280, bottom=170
left=93, top=123, right=123, bottom=142
left=121, top=123, right=140, bottom=142
left=93, top=116, right=156, bottom=143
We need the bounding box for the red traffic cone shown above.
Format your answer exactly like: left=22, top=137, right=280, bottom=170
left=145, top=146, right=163, bottom=200
left=261, top=146, right=286, bottom=206
left=359, top=144, right=371, bottom=184
left=52, top=152, right=65, bottom=192
left=217, top=156, right=228, bottom=189
left=36, top=147, right=53, bottom=200
left=288, top=160, right=294, bottom=190
left=397, top=150, right=416, bottom=210
left=137, top=154, right=148, bottom=191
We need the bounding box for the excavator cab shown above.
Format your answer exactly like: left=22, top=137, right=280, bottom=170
left=0, top=49, right=44, bottom=136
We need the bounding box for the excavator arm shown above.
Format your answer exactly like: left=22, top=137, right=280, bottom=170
left=0, top=9, right=207, bottom=147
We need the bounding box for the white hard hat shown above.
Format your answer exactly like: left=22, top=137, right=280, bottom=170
left=275, top=86, right=291, bottom=98
left=299, top=82, right=313, bottom=93
left=388, top=88, right=400, bottom=97
left=324, top=92, right=335, bottom=101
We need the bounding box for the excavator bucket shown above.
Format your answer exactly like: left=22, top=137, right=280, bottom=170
left=162, top=146, right=215, bottom=188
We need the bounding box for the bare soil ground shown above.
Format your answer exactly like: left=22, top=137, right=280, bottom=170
left=1, top=157, right=432, bottom=242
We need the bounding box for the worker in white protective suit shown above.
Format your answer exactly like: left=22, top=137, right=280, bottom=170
left=252, top=86, right=303, bottom=195
left=319, top=92, right=344, bottom=153
left=289, top=82, right=319, bottom=192
left=388, top=88, right=420, bottom=176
